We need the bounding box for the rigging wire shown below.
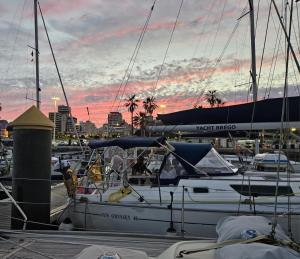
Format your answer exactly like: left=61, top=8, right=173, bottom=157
left=236, top=4, right=252, bottom=102
left=112, top=0, right=157, bottom=112
left=116, top=6, right=154, bottom=111
left=150, top=0, right=186, bottom=133
left=153, top=0, right=184, bottom=91
left=267, top=42, right=281, bottom=99
left=271, top=0, right=300, bottom=73
left=193, top=14, right=243, bottom=107
left=266, top=1, right=300, bottom=99
left=163, top=7, right=217, bottom=110
left=257, top=1, right=272, bottom=90
left=264, top=19, right=282, bottom=99
left=190, top=0, right=228, bottom=108
left=161, top=0, right=229, bottom=132
left=296, top=3, right=300, bottom=53
left=290, top=58, right=300, bottom=95
left=1, top=0, right=27, bottom=83
left=191, top=1, right=217, bottom=59
left=160, top=1, right=219, bottom=112
left=38, top=2, right=84, bottom=153
left=292, top=17, right=300, bottom=53
left=254, top=0, right=261, bottom=37
left=271, top=0, right=294, bottom=238
left=0, top=235, right=56, bottom=259
left=266, top=3, right=294, bottom=98
left=194, top=4, right=249, bottom=107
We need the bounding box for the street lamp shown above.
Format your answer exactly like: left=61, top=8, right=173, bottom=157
left=51, top=97, right=60, bottom=144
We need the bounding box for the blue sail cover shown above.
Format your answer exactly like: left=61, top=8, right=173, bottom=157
left=169, top=142, right=212, bottom=175
left=89, top=136, right=166, bottom=150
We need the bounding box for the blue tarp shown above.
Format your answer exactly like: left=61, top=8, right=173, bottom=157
left=89, top=136, right=166, bottom=150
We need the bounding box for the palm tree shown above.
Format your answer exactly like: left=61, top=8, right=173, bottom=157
left=205, top=90, right=224, bottom=107
left=205, top=90, right=217, bottom=107
left=216, top=98, right=225, bottom=107
left=143, top=96, right=158, bottom=115
left=125, top=94, right=139, bottom=135
left=133, top=111, right=146, bottom=136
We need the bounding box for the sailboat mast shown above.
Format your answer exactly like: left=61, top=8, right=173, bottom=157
left=34, top=0, right=40, bottom=109
left=249, top=0, right=257, bottom=102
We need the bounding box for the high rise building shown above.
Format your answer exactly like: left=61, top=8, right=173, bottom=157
left=66, top=116, right=77, bottom=133
left=49, top=112, right=62, bottom=133
left=58, top=105, right=70, bottom=115
left=49, top=105, right=76, bottom=135
left=108, top=112, right=122, bottom=127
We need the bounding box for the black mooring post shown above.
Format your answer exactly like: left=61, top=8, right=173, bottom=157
left=11, top=106, right=53, bottom=229
left=167, top=191, right=176, bottom=233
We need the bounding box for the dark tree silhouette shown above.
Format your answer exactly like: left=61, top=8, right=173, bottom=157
left=143, top=96, right=158, bottom=115
left=216, top=98, right=225, bottom=107
left=133, top=111, right=146, bottom=136
left=125, top=94, right=139, bottom=135
left=205, top=90, right=224, bottom=107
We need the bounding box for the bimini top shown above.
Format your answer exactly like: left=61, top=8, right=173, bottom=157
left=89, top=136, right=166, bottom=150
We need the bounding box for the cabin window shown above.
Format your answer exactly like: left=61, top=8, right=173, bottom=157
left=193, top=187, right=209, bottom=193
left=230, top=184, right=294, bottom=197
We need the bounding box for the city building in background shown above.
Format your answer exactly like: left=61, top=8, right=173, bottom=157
left=57, top=105, right=70, bottom=115
left=66, top=116, right=78, bottom=133
left=0, top=120, right=8, bottom=138
left=79, top=120, right=98, bottom=136
left=49, top=112, right=62, bottom=135
left=108, top=112, right=123, bottom=127
left=49, top=105, right=77, bottom=136
left=101, top=112, right=130, bottom=138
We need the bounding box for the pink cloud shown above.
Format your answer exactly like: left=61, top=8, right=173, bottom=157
left=1, top=58, right=265, bottom=127
left=39, top=0, right=91, bottom=16
left=0, top=81, right=249, bottom=127
left=74, top=21, right=183, bottom=46
left=0, top=4, right=7, bottom=15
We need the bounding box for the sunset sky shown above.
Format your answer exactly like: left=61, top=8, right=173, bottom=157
left=0, top=0, right=299, bottom=126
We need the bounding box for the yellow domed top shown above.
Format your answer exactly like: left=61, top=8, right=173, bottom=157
left=11, top=106, right=54, bottom=130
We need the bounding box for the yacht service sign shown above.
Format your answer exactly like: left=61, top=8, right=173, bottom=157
left=147, top=122, right=300, bottom=132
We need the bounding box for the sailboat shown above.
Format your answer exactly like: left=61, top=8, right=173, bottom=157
left=64, top=136, right=300, bottom=242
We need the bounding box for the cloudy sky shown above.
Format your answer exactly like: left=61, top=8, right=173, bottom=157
left=0, top=0, right=299, bottom=126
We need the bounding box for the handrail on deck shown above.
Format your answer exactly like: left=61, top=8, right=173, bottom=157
left=0, top=182, right=27, bottom=230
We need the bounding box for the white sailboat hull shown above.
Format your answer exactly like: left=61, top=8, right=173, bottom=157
left=69, top=200, right=300, bottom=241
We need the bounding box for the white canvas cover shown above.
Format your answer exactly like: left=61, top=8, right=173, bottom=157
left=216, top=216, right=299, bottom=259
left=216, top=243, right=300, bottom=259
left=75, top=245, right=149, bottom=259
left=216, top=216, right=290, bottom=242
left=254, top=153, right=288, bottom=163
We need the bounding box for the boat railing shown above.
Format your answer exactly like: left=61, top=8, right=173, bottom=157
left=181, top=185, right=185, bottom=236
left=0, top=182, right=27, bottom=230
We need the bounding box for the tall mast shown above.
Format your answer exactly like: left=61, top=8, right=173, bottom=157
left=249, top=0, right=257, bottom=102
left=34, top=0, right=40, bottom=109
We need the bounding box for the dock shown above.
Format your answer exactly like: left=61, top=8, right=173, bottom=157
left=0, top=183, right=213, bottom=258
left=0, top=183, right=68, bottom=229
left=0, top=229, right=209, bottom=258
